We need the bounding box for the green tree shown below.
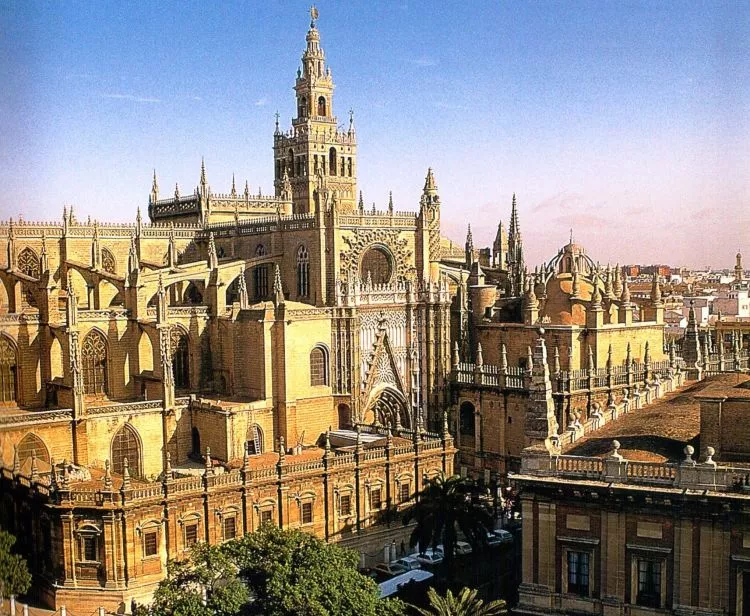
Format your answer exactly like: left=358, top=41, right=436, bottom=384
left=149, top=542, right=249, bottom=616
left=225, top=525, right=405, bottom=616
left=403, top=474, right=493, bottom=579
left=411, top=587, right=507, bottom=616
left=0, top=530, right=31, bottom=599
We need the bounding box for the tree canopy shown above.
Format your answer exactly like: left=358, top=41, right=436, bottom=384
left=412, top=587, right=507, bottom=616
left=143, top=525, right=405, bottom=616
left=403, top=474, right=494, bottom=577
left=0, top=530, right=32, bottom=599
left=226, top=525, right=404, bottom=616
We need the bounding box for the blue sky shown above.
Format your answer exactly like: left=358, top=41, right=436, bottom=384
left=1, top=1, right=748, bottom=268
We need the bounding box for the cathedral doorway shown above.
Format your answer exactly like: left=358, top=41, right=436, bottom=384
left=366, top=387, right=410, bottom=429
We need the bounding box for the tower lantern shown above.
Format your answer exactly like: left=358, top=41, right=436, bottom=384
left=273, top=8, right=358, bottom=214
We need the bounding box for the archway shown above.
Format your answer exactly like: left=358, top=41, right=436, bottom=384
left=367, top=387, right=410, bottom=429
left=458, top=401, right=476, bottom=448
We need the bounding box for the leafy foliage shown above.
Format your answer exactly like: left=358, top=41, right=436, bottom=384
left=226, top=525, right=404, bottom=616
left=144, top=526, right=404, bottom=616
left=0, top=530, right=31, bottom=599
left=148, top=542, right=249, bottom=616
left=403, top=474, right=493, bottom=576
left=411, top=587, right=507, bottom=616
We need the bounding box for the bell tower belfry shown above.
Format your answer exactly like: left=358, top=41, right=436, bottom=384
left=273, top=7, right=358, bottom=214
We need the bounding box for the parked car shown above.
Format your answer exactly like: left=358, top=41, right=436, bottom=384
left=415, top=548, right=444, bottom=566
left=435, top=541, right=473, bottom=556
left=486, top=529, right=514, bottom=546
left=374, top=562, right=409, bottom=577
left=391, top=556, right=421, bottom=571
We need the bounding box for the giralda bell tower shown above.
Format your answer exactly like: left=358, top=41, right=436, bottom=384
left=273, top=7, right=358, bottom=214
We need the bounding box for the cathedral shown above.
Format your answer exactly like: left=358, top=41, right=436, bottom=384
left=0, top=9, right=679, bottom=614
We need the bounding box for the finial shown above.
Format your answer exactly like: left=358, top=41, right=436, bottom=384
left=200, top=157, right=207, bottom=185
left=324, top=428, right=331, bottom=456
left=204, top=446, right=213, bottom=475
left=388, top=191, right=394, bottom=214
left=310, top=4, right=319, bottom=27
left=122, top=457, right=131, bottom=490
left=165, top=451, right=172, bottom=476
left=569, top=228, right=573, bottom=244
left=231, top=173, right=237, bottom=197
left=104, top=459, right=113, bottom=491
left=30, top=450, right=39, bottom=481
left=683, top=444, right=695, bottom=465
left=358, top=190, right=364, bottom=213
left=475, top=341, right=484, bottom=366
left=610, top=440, right=623, bottom=460
left=174, top=183, right=180, bottom=200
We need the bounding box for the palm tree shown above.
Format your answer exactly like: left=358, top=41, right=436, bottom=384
left=403, top=473, right=493, bottom=579
left=411, top=587, right=507, bottom=616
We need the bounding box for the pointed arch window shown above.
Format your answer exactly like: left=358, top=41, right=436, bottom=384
left=329, top=147, right=337, bottom=176
left=254, top=245, right=269, bottom=299
left=18, top=248, right=40, bottom=308
left=246, top=424, right=263, bottom=456
left=0, top=337, right=17, bottom=404
left=81, top=330, right=108, bottom=395
left=170, top=329, right=190, bottom=390
left=101, top=248, right=116, bottom=274
left=17, top=433, right=50, bottom=465
left=18, top=248, right=40, bottom=278
left=111, top=424, right=141, bottom=479
left=297, top=245, right=310, bottom=298
left=310, top=345, right=329, bottom=386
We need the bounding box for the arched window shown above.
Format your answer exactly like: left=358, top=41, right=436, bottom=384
left=297, top=245, right=310, bottom=298
left=317, top=96, right=326, bottom=117
left=246, top=424, right=263, bottom=455
left=18, top=248, right=40, bottom=278
left=18, top=248, right=40, bottom=308
left=254, top=245, right=269, bottom=299
left=329, top=147, right=337, bottom=176
left=17, top=433, right=50, bottom=465
left=310, top=345, right=329, bottom=386
left=191, top=427, right=201, bottom=457
left=111, top=424, right=141, bottom=479
left=81, top=330, right=108, bottom=395
left=459, top=401, right=475, bottom=436
left=298, top=96, right=307, bottom=118
left=347, top=158, right=352, bottom=177
left=101, top=248, right=116, bottom=274
left=287, top=149, right=294, bottom=177
left=171, top=329, right=190, bottom=390
left=254, top=266, right=269, bottom=299
left=0, top=337, right=17, bottom=404
left=360, top=246, right=393, bottom=285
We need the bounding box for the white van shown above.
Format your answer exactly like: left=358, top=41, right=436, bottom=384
left=378, top=569, right=434, bottom=598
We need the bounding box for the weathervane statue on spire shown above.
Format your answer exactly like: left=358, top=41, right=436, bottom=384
left=310, top=5, right=319, bottom=27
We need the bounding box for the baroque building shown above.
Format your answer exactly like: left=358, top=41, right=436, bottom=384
left=0, top=11, right=454, bottom=612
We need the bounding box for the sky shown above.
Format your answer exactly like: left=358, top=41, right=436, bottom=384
left=0, top=1, right=748, bottom=269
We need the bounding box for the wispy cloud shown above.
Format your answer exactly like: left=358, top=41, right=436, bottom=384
left=411, top=56, right=437, bottom=67
left=188, top=95, right=203, bottom=101
left=100, top=93, right=161, bottom=103
left=255, top=98, right=268, bottom=106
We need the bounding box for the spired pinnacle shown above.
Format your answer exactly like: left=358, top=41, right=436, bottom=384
left=200, top=157, right=207, bottom=186
left=424, top=167, right=437, bottom=192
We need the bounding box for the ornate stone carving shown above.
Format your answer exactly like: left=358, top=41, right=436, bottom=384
left=340, top=228, right=414, bottom=281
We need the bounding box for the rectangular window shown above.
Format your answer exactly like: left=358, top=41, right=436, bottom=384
left=302, top=502, right=313, bottom=524
left=223, top=516, right=237, bottom=541
left=260, top=509, right=273, bottom=525
left=371, top=487, right=382, bottom=510
left=399, top=482, right=410, bottom=503
left=567, top=551, right=590, bottom=596
left=82, top=536, right=97, bottom=562
left=340, top=494, right=352, bottom=517
left=143, top=531, right=158, bottom=557
left=636, top=559, right=662, bottom=608
left=185, top=524, right=198, bottom=547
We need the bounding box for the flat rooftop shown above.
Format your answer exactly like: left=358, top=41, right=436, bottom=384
left=564, top=373, right=750, bottom=463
